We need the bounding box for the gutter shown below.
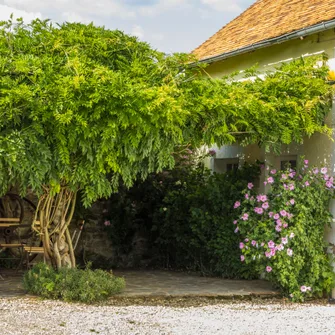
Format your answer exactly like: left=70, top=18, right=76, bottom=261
left=196, top=19, right=335, bottom=65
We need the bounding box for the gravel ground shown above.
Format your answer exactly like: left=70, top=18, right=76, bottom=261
left=1, top=298, right=335, bottom=335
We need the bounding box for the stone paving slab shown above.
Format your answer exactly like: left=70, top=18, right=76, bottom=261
left=113, top=270, right=279, bottom=298
left=0, top=269, right=279, bottom=299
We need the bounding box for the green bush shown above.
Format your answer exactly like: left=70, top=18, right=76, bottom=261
left=23, top=263, right=125, bottom=303
left=103, top=155, right=261, bottom=279
left=235, top=161, right=335, bottom=301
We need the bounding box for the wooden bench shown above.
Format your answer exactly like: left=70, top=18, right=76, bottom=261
left=23, top=246, right=45, bottom=267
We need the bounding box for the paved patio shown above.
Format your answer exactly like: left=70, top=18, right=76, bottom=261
left=0, top=269, right=279, bottom=299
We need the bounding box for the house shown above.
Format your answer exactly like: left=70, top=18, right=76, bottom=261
left=192, top=0, right=335, bottom=296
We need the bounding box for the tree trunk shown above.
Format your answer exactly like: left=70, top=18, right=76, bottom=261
left=33, top=187, right=77, bottom=269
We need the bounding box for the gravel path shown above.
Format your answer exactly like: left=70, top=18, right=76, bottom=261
left=1, top=298, right=335, bottom=335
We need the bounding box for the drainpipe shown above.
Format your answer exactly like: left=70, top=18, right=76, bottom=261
left=195, top=19, right=335, bottom=65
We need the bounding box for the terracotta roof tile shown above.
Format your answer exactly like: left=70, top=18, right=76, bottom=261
left=193, top=0, right=335, bottom=60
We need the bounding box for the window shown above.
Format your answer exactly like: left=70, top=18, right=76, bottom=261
left=213, top=158, right=239, bottom=173
left=280, top=159, right=297, bottom=171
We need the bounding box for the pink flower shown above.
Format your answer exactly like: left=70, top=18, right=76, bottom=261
left=233, top=220, right=238, bottom=225
left=304, top=181, right=310, bottom=187
left=289, top=232, right=295, bottom=239
left=324, top=174, right=330, bottom=181
left=267, top=177, right=274, bottom=184
left=313, top=168, right=319, bottom=174
left=276, top=244, right=284, bottom=251
left=287, top=213, right=293, bottom=220
left=234, top=227, right=239, bottom=233
left=289, top=184, right=295, bottom=191
left=268, top=212, right=274, bottom=218
left=321, top=167, right=328, bottom=175
left=234, top=201, right=241, bottom=209
left=251, top=240, right=257, bottom=246
left=276, top=219, right=282, bottom=226
left=326, top=181, right=333, bottom=188
left=265, top=251, right=271, bottom=258
left=289, top=199, right=295, bottom=205
left=209, top=149, right=216, bottom=156
left=104, top=220, right=111, bottom=226
left=283, top=184, right=288, bottom=190
left=306, top=286, right=312, bottom=291
left=268, top=240, right=275, bottom=248
left=288, top=172, right=294, bottom=178
left=283, top=223, right=288, bottom=228
left=282, top=174, right=287, bottom=180
left=282, top=237, right=288, bottom=244
left=245, top=238, right=249, bottom=242
left=304, top=160, right=309, bottom=165
left=247, top=183, right=254, bottom=190
left=275, top=225, right=282, bottom=232
left=270, top=248, right=276, bottom=256
left=242, top=213, right=249, bottom=221
left=261, top=242, right=265, bottom=247
left=287, top=248, right=293, bottom=256
left=280, top=210, right=287, bottom=217
left=240, top=255, right=245, bottom=262
left=239, top=242, right=245, bottom=249
left=300, top=286, right=307, bottom=292
left=266, top=266, right=272, bottom=273
left=245, top=194, right=250, bottom=199
left=262, top=202, right=269, bottom=210
left=270, top=169, right=277, bottom=175
left=273, top=213, right=280, bottom=220
left=264, top=181, right=268, bottom=186
left=254, top=207, right=264, bottom=215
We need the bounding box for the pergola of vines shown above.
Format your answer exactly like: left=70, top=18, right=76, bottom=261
left=0, top=18, right=333, bottom=268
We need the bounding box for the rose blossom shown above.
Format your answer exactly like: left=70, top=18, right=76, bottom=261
left=321, top=167, right=328, bottom=174
left=251, top=240, right=257, bottom=246
left=245, top=238, right=249, bottom=242
left=282, top=237, right=288, bottom=244
left=275, top=225, right=282, bottom=232
left=287, top=248, right=293, bottom=256
left=289, top=199, right=295, bottom=205
left=265, top=251, right=271, bottom=258
left=289, top=184, right=295, bottom=191
left=283, top=223, right=288, bottom=228
left=247, top=183, right=254, bottom=190
left=233, top=220, right=238, bottom=225
left=273, top=213, right=280, bottom=220
left=254, top=207, right=264, bottom=215
left=304, top=160, right=309, bottom=165
left=280, top=210, right=287, bottom=217
left=242, top=213, right=249, bottom=221
left=234, top=201, right=241, bottom=209
left=267, top=177, right=274, bottom=184
left=234, top=227, right=239, bottom=233
left=266, top=266, right=272, bottom=273
left=240, top=255, right=245, bottom=262
left=276, top=219, right=282, bottom=226
left=261, top=242, right=265, bottom=247
left=262, top=202, right=269, bottom=210
left=245, top=194, right=250, bottom=199
left=276, top=244, right=284, bottom=251
left=281, top=174, right=287, bottom=180
left=268, top=240, right=275, bottom=248
left=268, top=212, right=274, bottom=218
left=239, top=242, right=245, bottom=249
left=326, top=181, right=333, bottom=188
left=270, top=248, right=276, bottom=256
left=290, top=232, right=295, bottom=239
left=305, top=181, right=310, bottom=187
left=313, top=168, right=319, bottom=174
left=270, top=169, right=277, bottom=175
left=104, top=220, right=111, bottom=226
left=300, top=286, right=307, bottom=292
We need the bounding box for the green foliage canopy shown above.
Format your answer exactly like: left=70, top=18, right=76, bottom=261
left=0, top=18, right=333, bottom=206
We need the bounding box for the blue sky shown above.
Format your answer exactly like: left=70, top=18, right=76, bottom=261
left=0, top=0, right=255, bottom=53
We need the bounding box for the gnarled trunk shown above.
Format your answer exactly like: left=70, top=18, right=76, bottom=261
left=33, top=187, right=77, bottom=269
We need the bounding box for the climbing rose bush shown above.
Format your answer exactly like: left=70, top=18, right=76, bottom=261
left=234, top=161, right=335, bottom=301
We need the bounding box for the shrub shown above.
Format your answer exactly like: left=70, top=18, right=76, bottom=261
left=234, top=161, right=335, bottom=301
left=23, top=263, right=125, bottom=303
left=153, top=162, right=261, bottom=278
